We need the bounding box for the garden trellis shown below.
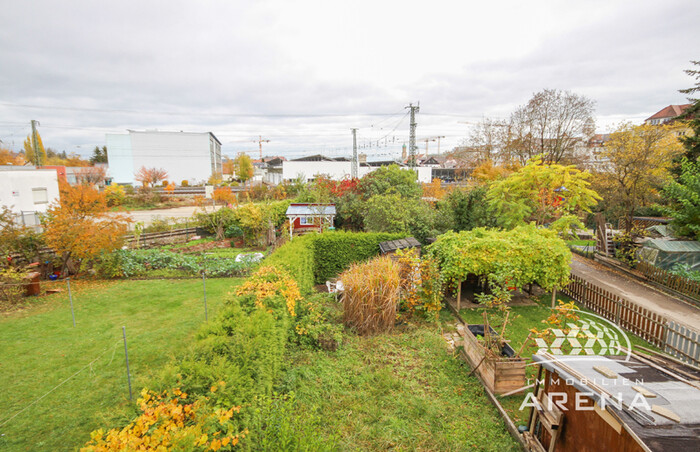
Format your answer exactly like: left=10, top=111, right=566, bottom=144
left=427, top=225, right=571, bottom=308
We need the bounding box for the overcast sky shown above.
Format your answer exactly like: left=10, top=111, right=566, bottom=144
left=0, top=0, right=697, bottom=161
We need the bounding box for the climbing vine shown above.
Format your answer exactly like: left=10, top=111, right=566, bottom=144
left=427, top=225, right=571, bottom=292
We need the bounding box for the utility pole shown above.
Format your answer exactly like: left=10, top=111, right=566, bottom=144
left=351, top=128, right=358, bottom=178
left=31, top=120, right=42, bottom=166
left=405, top=103, right=419, bottom=167
left=254, top=135, right=270, bottom=160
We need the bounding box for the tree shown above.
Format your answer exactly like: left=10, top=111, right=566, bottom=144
left=75, top=166, right=106, bottom=186
left=0, top=148, right=25, bottom=165
left=135, top=166, right=169, bottom=187
left=42, top=183, right=131, bottom=274
left=505, top=89, right=596, bottom=164
left=596, top=123, right=684, bottom=231
left=363, top=194, right=438, bottom=242
left=234, top=154, right=254, bottom=183
left=487, top=158, right=601, bottom=230
left=664, top=158, right=700, bottom=240
left=90, top=146, right=108, bottom=164
left=0, top=206, right=45, bottom=263
left=222, top=157, right=235, bottom=176
left=447, top=186, right=498, bottom=231
left=677, top=60, right=700, bottom=163
left=359, top=164, right=421, bottom=199
left=422, top=178, right=447, bottom=202
left=465, top=117, right=508, bottom=163
left=23, top=131, right=47, bottom=166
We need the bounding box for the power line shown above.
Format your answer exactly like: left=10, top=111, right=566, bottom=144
left=0, top=102, right=404, bottom=118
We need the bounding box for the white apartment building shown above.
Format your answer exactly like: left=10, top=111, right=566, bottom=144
left=0, top=166, right=60, bottom=227
left=106, top=130, right=222, bottom=185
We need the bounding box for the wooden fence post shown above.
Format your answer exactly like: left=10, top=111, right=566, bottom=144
left=457, top=281, right=462, bottom=312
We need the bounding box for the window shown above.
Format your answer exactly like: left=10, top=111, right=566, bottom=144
left=299, top=216, right=314, bottom=225
left=32, top=187, right=48, bottom=204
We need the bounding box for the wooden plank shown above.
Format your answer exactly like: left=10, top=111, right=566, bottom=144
left=651, top=405, right=681, bottom=423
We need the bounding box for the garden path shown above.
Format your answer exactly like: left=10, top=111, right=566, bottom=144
left=570, top=255, right=700, bottom=329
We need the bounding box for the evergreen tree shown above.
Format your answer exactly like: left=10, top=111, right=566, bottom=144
left=678, top=61, right=700, bottom=162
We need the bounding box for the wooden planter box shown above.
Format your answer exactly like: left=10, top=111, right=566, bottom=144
left=458, top=324, right=526, bottom=395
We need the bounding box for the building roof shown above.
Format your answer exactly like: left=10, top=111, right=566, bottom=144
left=124, top=129, right=222, bottom=145
left=643, top=239, right=700, bottom=253
left=291, top=154, right=335, bottom=162
left=534, top=353, right=700, bottom=452
left=646, top=104, right=692, bottom=121
left=285, top=203, right=336, bottom=216
left=379, top=237, right=421, bottom=254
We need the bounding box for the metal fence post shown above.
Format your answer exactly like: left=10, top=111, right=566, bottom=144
left=67, top=278, right=76, bottom=327
left=202, top=272, right=208, bottom=322
left=122, top=326, right=133, bottom=401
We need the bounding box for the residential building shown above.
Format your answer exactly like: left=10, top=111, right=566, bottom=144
left=0, top=166, right=60, bottom=228
left=644, top=104, right=691, bottom=125
left=106, top=130, right=222, bottom=185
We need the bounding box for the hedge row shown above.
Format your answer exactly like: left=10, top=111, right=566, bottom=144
left=263, top=231, right=407, bottom=292
left=311, top=231, right=406, bottom=284
left=264, top=234, right=316, bottom=293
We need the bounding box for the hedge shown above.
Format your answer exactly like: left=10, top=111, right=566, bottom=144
left=264, top=234, right=316, bottom=293
left=310, top=231, right=406, bottom=284
left=160, top=296, right=289, bottom=407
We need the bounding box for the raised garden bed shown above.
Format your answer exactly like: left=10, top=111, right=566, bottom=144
left=457, top=324, right=526, bottom=395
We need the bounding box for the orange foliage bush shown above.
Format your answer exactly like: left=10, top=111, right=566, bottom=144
left=43, top=182, right=130, bottom=274
left=213, top=187, right=236, bottom=205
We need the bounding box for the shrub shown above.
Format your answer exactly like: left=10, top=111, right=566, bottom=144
left=103, top=184, right=126, bottom=207
left=265, top=234, right=316, bottom=293
left=164, top=297, right=289, bottom=407
left=181, top=180, right=189, bottom=187
left=236, top=266, right=302, bottom=317
left=396, top=248, right=443, bottom=321
left=292, top=293, right=343, bottom=351
left=341, top=256, right=401, bottom=335
left=0, top=267, right=25, bottom=306
left=82, top=388, right=245, bottom=451
left=311, top=231, right=405, bottom=284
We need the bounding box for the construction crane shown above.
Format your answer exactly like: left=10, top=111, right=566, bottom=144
left=253, top=135, right=270, bottom=160
left=419, top=136, right=446, bottom=156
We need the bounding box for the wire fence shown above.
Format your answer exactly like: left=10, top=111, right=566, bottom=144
left=0, top=277, right=232, bottom=449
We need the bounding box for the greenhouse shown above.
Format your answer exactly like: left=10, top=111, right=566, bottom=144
left=638, top=239, right=700, bottom=271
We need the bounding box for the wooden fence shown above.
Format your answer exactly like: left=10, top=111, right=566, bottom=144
left=666, top=322, right=700, bottom=366
left=636, top=260, right=700, bottom=301
left=562, top=274, right=700, bottom=367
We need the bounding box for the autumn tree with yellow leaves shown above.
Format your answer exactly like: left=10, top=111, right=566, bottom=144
left=594, top=123, right=684, bottom=232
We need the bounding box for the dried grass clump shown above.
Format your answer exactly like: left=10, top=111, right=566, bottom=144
left=341, top=256, right=400, bottom=335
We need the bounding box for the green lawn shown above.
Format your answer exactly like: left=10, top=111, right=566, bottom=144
left=282, top=310, right=519, bottom=452
left=0, top=278, right=242, bottom=452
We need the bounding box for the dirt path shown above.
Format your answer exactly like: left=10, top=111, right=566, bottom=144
left=570, top=255, right=700, bottom=329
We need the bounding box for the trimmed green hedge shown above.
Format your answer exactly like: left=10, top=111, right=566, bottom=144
left=311, top=231, right=406, bottom=284
left=263, top=231, right=405, bottom=291
left=160, top=296, right=289, bottom=407
left=264, top=234, right=316, bottom=293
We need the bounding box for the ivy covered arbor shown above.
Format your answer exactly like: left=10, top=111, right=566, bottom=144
left=427, top=225, right=571, bottom=307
